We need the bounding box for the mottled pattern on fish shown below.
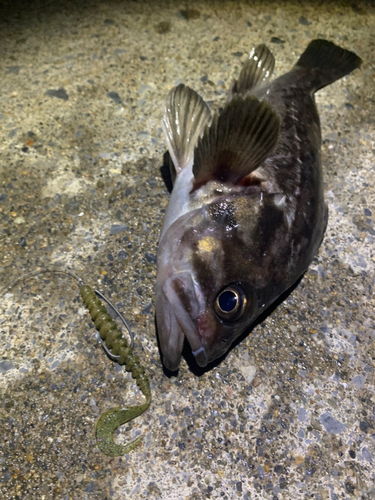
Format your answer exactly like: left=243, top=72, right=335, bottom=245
left=156, top=40, right=361, bottom=371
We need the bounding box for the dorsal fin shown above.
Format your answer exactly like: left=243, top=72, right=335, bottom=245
left=230, top=44, right=275, bottom=97
left=162, top=84, right=211, bottom=174
left=192, top=95, right=280, bottom=188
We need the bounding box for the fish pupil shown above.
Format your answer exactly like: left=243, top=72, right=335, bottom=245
left=219, top=290, right=238, bottom=312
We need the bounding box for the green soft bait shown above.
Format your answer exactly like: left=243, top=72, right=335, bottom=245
left=1, top=268, right=151, bottom=458
left=80, top=285, right=151, bottom=457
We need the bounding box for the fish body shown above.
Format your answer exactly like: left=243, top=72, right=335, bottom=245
left=156, top=40, right=361, bottom=371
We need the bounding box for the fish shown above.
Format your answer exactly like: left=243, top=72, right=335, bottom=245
left=155, top=39, right=361, bottom=371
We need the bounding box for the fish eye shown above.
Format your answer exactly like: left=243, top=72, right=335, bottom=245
left=214, top=284, right=247, bottom=322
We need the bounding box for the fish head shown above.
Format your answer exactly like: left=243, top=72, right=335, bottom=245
left=157, top=86, right=284, bottom=371
left=156, top=197, right=263, bottom=371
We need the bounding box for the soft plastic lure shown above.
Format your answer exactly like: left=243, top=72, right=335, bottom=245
left=1, top=269, right=151, bottom=457
left=80, top=284, right=151, bottom=456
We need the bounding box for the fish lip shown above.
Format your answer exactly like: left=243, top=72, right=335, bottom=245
left=191, top=346, right=208, bottom=367
left=162, top=272, right=208, bottom=368
left=159, top=297, right=184, bottom=371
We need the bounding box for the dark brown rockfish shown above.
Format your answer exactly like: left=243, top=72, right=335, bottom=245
left=156, top=40, right=361, bottom=370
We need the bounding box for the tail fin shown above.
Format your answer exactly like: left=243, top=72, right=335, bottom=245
left=296, top=39, right=361, bottom=91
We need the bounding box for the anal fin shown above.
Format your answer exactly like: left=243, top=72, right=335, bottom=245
left=230, top=44, right=275, bottom=98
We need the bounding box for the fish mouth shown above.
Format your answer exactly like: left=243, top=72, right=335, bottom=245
left=159, top=272, right=208, bottom=369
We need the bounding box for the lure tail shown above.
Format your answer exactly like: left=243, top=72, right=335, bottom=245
left=95, top=402, right=149, bottom=457
left=295, top=39, right=362, bottom=91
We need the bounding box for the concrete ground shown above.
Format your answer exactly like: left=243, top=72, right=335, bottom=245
left=0, top=1, right=374, bottom=499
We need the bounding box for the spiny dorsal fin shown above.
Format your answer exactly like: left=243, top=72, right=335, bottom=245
left=162, top=84, right=211, bottom=174
left=192, top=95, right=280, bottom=188
left=230, top=44, right=275, bottom=97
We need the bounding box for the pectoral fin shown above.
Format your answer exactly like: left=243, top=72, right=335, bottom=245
left=192, top=95, right=280, bottom=188
left=162, top=84, right=211, bottom=175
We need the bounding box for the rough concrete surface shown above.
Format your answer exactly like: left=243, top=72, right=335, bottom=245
left=0, top=1, right=374, bottom=499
